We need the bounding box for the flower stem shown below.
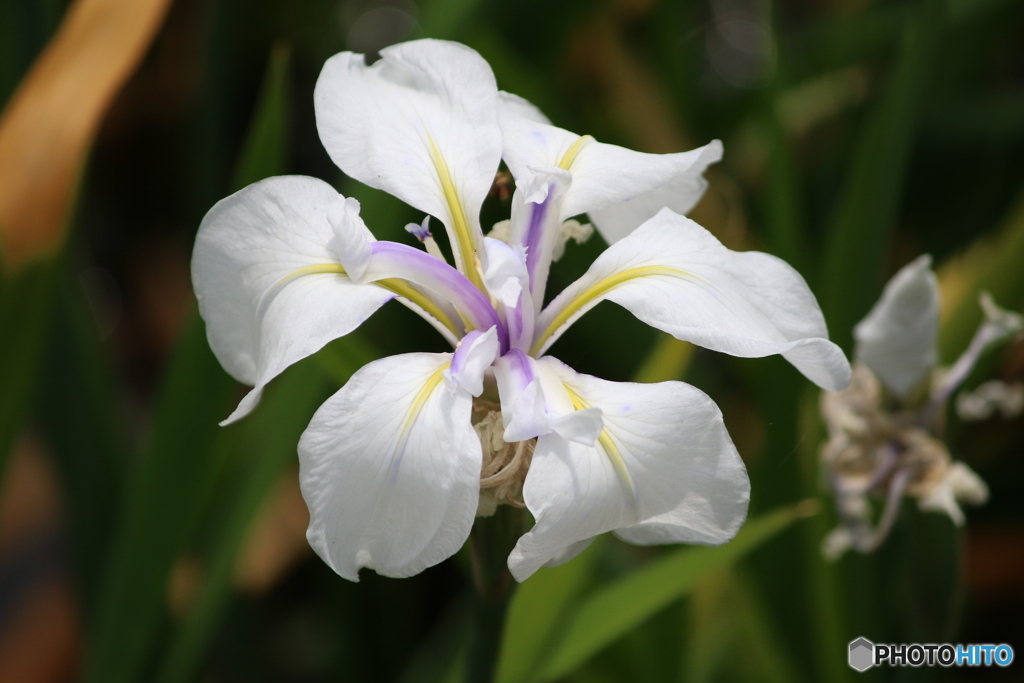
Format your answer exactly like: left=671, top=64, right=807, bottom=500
left=465, top=507, right=522, bottom=683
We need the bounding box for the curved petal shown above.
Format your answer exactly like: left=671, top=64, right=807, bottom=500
left=191, top=176, right=394, bottom=423
left=507, top=358, right=750, bottom=581
left=853, top=255, right=938, bottom=397
left=315, top=39, right=502, bottom=281
left=586, top=141, right=721, bottom=244
left=507, top=167, right=572, bottom=310
left=493, top=350, right=602, bottom=444
left=444, top=326, right=500, bottom=396
left=299, top=352, right=482, bottom=581
left=533, top=209, right=851, bottom=391
left=497, top=92, right=721, bottom=236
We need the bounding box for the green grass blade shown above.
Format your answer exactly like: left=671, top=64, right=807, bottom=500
left=533, top=504, right=816, bottom=682
left=819, top=0, right=946, bottom=351
left=154, top=359, right=331, bottom=683
left=231, top=43, right=291, bottom=192
left=84, top=313, right=236, bottom=683
left=495, top=538, right=603, bottom=683
left=0, top=257, right=59, bottom=485
left=36, top=275, right=127, bottom=616
left=86, top=43, right=296, bottom=683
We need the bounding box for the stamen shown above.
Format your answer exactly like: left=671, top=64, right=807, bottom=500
left=474, top=408, right=535, bottom=517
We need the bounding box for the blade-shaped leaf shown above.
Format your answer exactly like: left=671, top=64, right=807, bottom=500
left=495, top=538, right=603, bottom=683
left=85, top=313, right=236, bottom=683
left=36, top=274, right=126, bottom=617
left=0, top=258, right=58, bottom=484
left=153, top=358, right=331, bottom=683
left=819, top=0, right=946, bottom=351
left=0, top=0, right=173, bottom=269
left=533, top=504, right=815, bottom=682
left=86, top=42, right=297, bottom=683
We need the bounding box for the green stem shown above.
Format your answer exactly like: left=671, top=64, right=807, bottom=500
left=465, top=507, right=522, bottom=683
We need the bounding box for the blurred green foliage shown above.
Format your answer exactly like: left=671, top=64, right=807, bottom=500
left=0, top=0, right=1023, bottom=681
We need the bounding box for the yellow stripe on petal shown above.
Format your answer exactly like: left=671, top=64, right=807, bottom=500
left=531, top=265, right=698, bottom=356
left=387, top=362, right=449, bottom=480
left=261, top=263, right=459, bottom=337
left=557, top=135, right=594, bottom=171
left=426, top=134, right=486, bottom=291
left=401, top=363, right=447, bottom=438
left=565, top=386, right=635, bottom=499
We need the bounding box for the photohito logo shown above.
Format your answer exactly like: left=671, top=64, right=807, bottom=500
left=848, top=638, right=1014, bottom=671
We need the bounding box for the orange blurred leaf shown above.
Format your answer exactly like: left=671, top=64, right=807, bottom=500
left=0, top=0, right=173, bottom=270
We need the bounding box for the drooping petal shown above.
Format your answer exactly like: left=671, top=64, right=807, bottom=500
left=853, top=255, right=939, bottom=397
left=507, top=358, right=750, bottom=581
left=497, top=91, right=721, bottom=240
left=315, top=39, right=502, bottom=282
left=493, top=350, right=603, bottom=444
left=444, top=326, right=500, bottom=396
left=191, top=176, right=395, bottom=423
left=533, top=208, right=851, bottom=391
left=586, top=142, right=721, bottom=244
left=299, top=352, right=482, bottom=581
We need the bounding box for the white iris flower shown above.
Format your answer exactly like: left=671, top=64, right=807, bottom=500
left=191, top=39, right=850, bottom=582
left=821, top=255, right=1023, bottom=557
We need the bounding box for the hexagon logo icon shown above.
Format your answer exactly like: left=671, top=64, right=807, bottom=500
left=849, top=638, right=874, bottom=672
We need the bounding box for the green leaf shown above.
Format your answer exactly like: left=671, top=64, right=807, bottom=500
left=496, top=538, right=604, bottom=683
left=37, top=275, right=127, bottom=616
left=153, top=358, right=332, bottom=683
left=0, top=256, right=58, bottom=486
left=231, top=43, right=291, bottom=192
left=819, top=0, right=946, bottom=351
left=85, top=313, right=236, bottom=683
left=86, top=44, right=301, bottom=683
left=685, top=569, right=804, bottom=683
left=532, top=504, right=816, bottom=682
left=419, top=0, right=485, bottom=39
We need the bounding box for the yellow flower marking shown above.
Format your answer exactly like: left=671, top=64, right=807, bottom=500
left=565, top=385, right=635, bottom=499
left=557, top=134, right=594, bottom=171
left=426, top=134, right=486, bottom=291
left=400, top=363, right=447, bottom=439
left=530, top=265, right=696, bottom=356
left=261, top=263, right=460, bottom=337
left=388, top=362, right=449, bottom=480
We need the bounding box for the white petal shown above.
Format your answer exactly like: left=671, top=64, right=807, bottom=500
left=497, top=92, right=721, bottom=238
left=444, top=326, right=500, bottom=397
left=587, top=142, right=721, bottom=244
left=853, top=255, right=938, bottom=397
left=493, top=350, right=603, bottom=444
left=191, top=176, right=394, bottom=423
left=508, top=358, right=750, bottom=581
left=543, top=536, right=595, bottom=569
left=327, top=195, right=373, bottom=281
left=482, top=237, right=528, bottom=308
left=534, top=209, right=851, bottom=391
left=299, top=353, right=482, bottom=581
left=315, top=39, right=502, bottom=276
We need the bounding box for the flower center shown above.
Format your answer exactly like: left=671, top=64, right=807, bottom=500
left=472, top=402, right=533, bottom=517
